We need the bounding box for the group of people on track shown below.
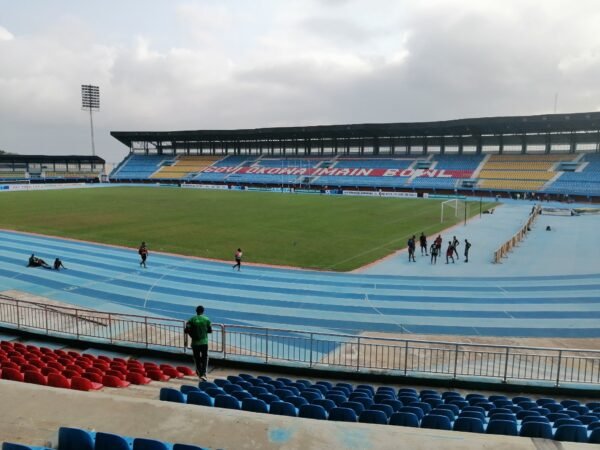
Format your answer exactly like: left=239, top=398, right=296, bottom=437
left=137, top=242, right=244, bottom=271
left=27, top=254, right=66, bottom=271
left=407, top=233, right=471, bottom=264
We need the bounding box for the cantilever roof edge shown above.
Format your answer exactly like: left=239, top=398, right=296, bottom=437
left=110, top=111, right=600, bottom=147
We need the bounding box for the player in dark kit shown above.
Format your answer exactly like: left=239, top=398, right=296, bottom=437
left=452, top=236, right=460, bottom=260
left=435, top=235, right=442, bottom=256
left=430, top=243, right=438, bottom=264
left=446, top=242, right=455, bottom=264
left=464, top=239, right=472, bottom=263
left=407, top=236, right=416, bottom=262
left=419, top=232, right=428, bottom=256
left=138, top=242, right=148, bottom=268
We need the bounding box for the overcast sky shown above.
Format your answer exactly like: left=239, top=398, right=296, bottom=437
left=1, top=0, right=600, bottom=163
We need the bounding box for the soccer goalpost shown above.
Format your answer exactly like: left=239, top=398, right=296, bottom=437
left=440, top=199, right=469, bottom=224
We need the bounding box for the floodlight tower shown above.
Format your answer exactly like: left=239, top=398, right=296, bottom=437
left=81, top=84, right=100, bottom=156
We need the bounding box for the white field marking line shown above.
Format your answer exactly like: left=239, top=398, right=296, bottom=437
left=363, top=293, right=407, bottom=333
left=35, top=269, right=145, bottom=299
left=143, top=263, right=186, bottom=309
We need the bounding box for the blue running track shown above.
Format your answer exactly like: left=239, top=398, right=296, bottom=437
left=0, top=230, right=599, bottom=338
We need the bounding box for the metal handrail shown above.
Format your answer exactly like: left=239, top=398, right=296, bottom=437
left=0, top=295, right=598, bottom=386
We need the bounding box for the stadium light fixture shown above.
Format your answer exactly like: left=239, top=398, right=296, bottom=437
left=81, top=84, right=100, bottom=156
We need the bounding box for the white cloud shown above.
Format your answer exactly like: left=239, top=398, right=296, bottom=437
left=0, top=25, right=14, bottom=41
left=0, top=1, right=600, bottom=163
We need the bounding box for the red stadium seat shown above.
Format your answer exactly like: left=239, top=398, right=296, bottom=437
left=71, top=376, right=103, bottom=391
left=81, top=353, right=97, bottom=362
left=47, top=361, right=65, bottom=372
left=160, top=365, right=184, bottom=379
left=93, top=361, right=109, bottom=370
left=67, top=351, right=81, bottom=359
left=58, top=357, right=74, bottom=366
left=54, top=349, right=68, bottom=357
left=62, top=369, right=80, bottom=379
left=24, top=370, right=47, bottom=386
left=47, top=373, right=71, bottom=389
left=20, top=364, right=41, bottom=373
left=143, top=362, right=159, bottom=370
left=1, top=361, right=20, bottom=370
left=10, top=356, right=27, bottom=366
left=85, top=366, right=104, bottom=376
left=113, top=357, right=128, bottom=365
left=128, top=366, right=147, bottom=375
left=146, top=369, right=170, bottom=382
left=82, top=372, right=103, bottom=384
left=41, top=354, right=58, bottom=363
left=177, top=366, right=195, bottom=376
left=126, top=372, right=151, bottom=385
left=40, top=347, right=54, bottom=355
left=105, top=369, right=126, bottom=380
left=2, top=367, right=24, bottom=382
left=109, top=364, right=127, bottom=373
left=28, top=359, right=45, bottom=368
left=102, top=374, right=130, bottom=388
left=97, top=355, right=112, bottom=363
left=26, top=344, right=40, bottom=352
left=41, top=366, right=60, bottom=376
left=13, top=343, right=27, bottom=351
left=65, top=364, right=84, bottom=374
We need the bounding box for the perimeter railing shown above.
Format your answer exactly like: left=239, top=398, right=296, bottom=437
left=493, top=204, right=542, bottom=263
left=0, top=295, right=598, bottom=387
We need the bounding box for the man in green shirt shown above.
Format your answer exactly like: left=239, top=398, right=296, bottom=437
left=185, top=305, right=212, bottom=380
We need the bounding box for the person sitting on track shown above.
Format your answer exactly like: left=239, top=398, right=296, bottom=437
left=27, top=254, right=51, bottom=269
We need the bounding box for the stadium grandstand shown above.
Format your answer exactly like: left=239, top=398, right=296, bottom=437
left=110, top=112, right=600, bottom=200
left=0, top=155, right=105, bottom=184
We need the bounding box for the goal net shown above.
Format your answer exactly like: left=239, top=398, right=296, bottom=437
left=440, top=199, right=467, bottom=223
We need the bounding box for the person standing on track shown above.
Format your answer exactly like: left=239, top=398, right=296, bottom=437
left=232, top=248, right=243, bottom=271
left=446, top=241, right=455, bottom=264
left=435, top=235, right=442, bottom=256
left=452, top=236, right=460, bottom=260
left=138, top=241, right=148, bottom=268
left=185, top=305, right=212, bottom=381
left=430, top=242, right=438, bottom=264
left=464, top=239, right=472, bottom=263
left=407, top=236, right=416, bottom=262
left=419, top=232, right=428, bottom=256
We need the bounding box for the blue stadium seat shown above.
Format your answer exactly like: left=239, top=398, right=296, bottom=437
left=340, top=401, right=365, bottom=416
left=330, top=386, right=352, bottom=396
left=133, top=438, right=169, bottom=450
left=351, top=397, right=374, bottom=409
left=488, top=395, right=508, bottom=402
left=242, top=398, right=269, bottom=414
left=490, top=413, right=516, bottom=423
left=326, top=394, right=347, bottom=406
left=239, top=373, right=254, bottom=381
left=530, top=407, right=550, bottom=416
left=545, top=403, right=565, bottom=413
left=376, top=386, right=396, bottom=394
left=398, top=388, right=418, bottom=396
left=522, top=415, right=549, bottom=424
left=328, top=407, right=358, bottom=422
left=227, top=375, right=243, bottom=384
left=284, top=396, right=309, bottom=408
left=493, top=400, right=513, bottom=408
left=519, top=422, right=553, bottom=439
left=359, top=410, right=388, bottom=425
left=373, top=393, right=394, bottom=404
left=187, top=391, right=213, bottom=407
left=399, top=406, right=425, bottom=420
left=160, top=387, right=186, bottom=403
left=547, top=412, right=570, bottom=423
left=269, top=401, right=298, bottom=417
left=369, top=403, right=394, bottom=419
left=462, top=406, right=486, bottom=415
left=173, top=445, right=207, bottom=450
left=409, top=402, right=432, bottom=415
left=214, top=395, right=241, bottom=410
left=536, top=398, right=556, bottom=406
left=296, top=379, right=312, bottom=388
left=180, top=385, right=201, bottom=395
left=459, top=411, right=486, bottom=422
left=265, top=380, right=285, bottom=390
left=561, top=399, right=580, bottom=408
left=511, top=396, right=531, bottom=404
left=398, top=395, right=418, bottom=405
left=213, top=379, right=230, bottom=388
left=95, top=432, right=130, bottom=450
left=300, top=391, right=321, bottom=402
left=488, top=408, right=512, bottom=417
left=349, top=391, right=370, bottom=400
left=316, top=381, right=333, bottom=390
left=486, top=420, right=518, bottom=436
left=231, top=391, right=252, bottom=401
left=274, top=389, right=294, bottom=399
left=562, top=410, right=581, bottom=418
left=222, top=384, right=243, bottom=394
left=420, top=389, right=440, bottom=397
left=57, top=427, right=94, bottom=450
left=198, top=381, right=217, bottom=390
left=381, top=399, right=403, bottom=412
left=587, top=402, right=600, bottom=410
left=431, top=408, right=455, bottom=422
left=590, top=429, right=600, bottom=444
left=577, top=415, right=599, bottom=425
left=588, top=421, right=600, bottom=431
left=310, top=384, right=328, bottom=395
left=257, top=394, right=280, bottom=405
left=299, top=404, right=328, bottom=420
left=248, top=386, right=268, bottom=396
left=449, top=400, right=469, bottom=410
left=336, top=382, right=354, bottom=392
left=236, top=381, right=252, bottom=391
left=568, top=405, right=589, bottom=416
left=423, top=398, right=444, bottom=409
left=389, top=412, right=419, bottom=427
left=204, top=388, right=226, bottom=398
left=276, top=377, right=293, bottom=385
left=257, top=375, right=272, bottom=383
left=313, top=399, right=337, bottom=413
left=517, top=410, right=540, bottom=420
left=453, top=417, right=484, bottom=433
left=437, top=404, right=459, bottom=416
left=554, top=425, right=588, bottom=443
left=554, top=418, right=583, bottom=428
left=421, top=414, right=452, bottom=430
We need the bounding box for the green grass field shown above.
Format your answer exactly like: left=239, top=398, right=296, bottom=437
left=0, top=187, right=495, bottom=271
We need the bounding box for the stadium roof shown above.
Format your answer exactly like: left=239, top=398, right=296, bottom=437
left=111, top=112, right=600, bottom=146
left=0, top=155, right=105, bottom=163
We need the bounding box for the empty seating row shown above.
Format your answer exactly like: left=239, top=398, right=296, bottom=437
left=159, top=373, right=600, bottom=443
left=2, top=426, right=206, bottom=450
left=151, top=157, right=221, bottom=180
left=478, top=170, right=554, bottom=181
left=0, top=340, right=193, bottom=391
